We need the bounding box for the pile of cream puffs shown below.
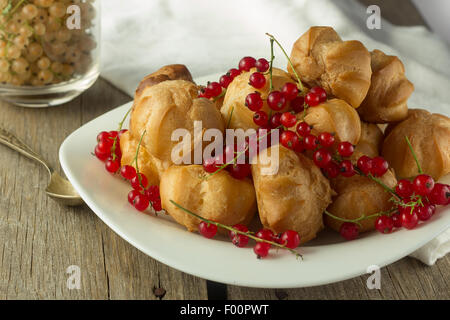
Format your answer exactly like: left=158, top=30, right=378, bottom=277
left=94, top=26, right=450, bottom=258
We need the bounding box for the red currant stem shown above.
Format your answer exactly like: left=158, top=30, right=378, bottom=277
left=268, top=37, right=275, bottom=91
left=205, top=126, right=282, bottom=180
left=133, top=129, right=147, bottom=189
left=355, top=167, right=399, bottom=198
left=110, top=107, right=132, bottom=161
left=169, top=200, right=302, bottom=258
left=405, top=136, right=423, bottom=174
left=226, top=105, right=234, bottom=128
left=213, top=89, right=226, bottom=102
left=324, top=207, right=396, bottom=226
left=301, top=104, right=309, bottom=119
left=265, top=33, right=304, bottom=93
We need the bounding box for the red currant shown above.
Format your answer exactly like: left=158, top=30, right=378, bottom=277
left=340, top=222, right=359, bottom=240
left=290, top=96, right=305, bottom=113
left=339, top=160, right=355, bottom=177
left=219, top=74, right=232, bottom=88
left=303, top=134, right=319, bottom=150
left=227, top=163, right=251, bottom=180
left=127, top=189, right=140, bottom=205
left=313, top=148, right=332, bottom=168
left=198, top=88, right=212, bottom=99
left=145, top=185, right=160, bottom=202
left=429, top=183, right=450, bottom=205
left=131, top=173, right=149, bottom=190
left=413, top=174, right=435, bottom=196
left=199, top=221, right=218, bottom=239
left=416, top=204, right=435, bottom=221
left=296, top=121, right=311, bottom=136
left=279, top=230, right=300, bottom=249
left=324, top=161, right=340, bottom=178
left=280, top=131, right=297, bottom=149
left=97, top=139, right=112, bottom=153
left=396, top=179, right=414, bottom=199
left=370, top=156, right=389, bottom=177
left=400, top=208, right=418, bottom=229
left=281, top=83, right=299, bottom=101
left=249, top=72, right=266, bottom=89
left=94, top=145, right=109, bottom=161
left=309, top=86, right=327, bottom=103
left=267, top=91, right=286, bottom=111
left=255, top=58, right=269, bottom=72
left=245, top=92, right=263, bottom=111
left=228, top=68, right=241, bottom=79
left=229, top=224, right=250, bottom=248
left=253, top=242, right=271, bottom=258
left=152, top=198, right=162, bottom=212
left=357, top=156, right=372, bottom=175
left=337, top=141, right=354, bottom=157
left=133, top=194, right=150, bottom=211
left=318, top=132, right=335, bottom=148
left=305, top=92, right=320, bottom=106
left=375, top=216, right=394, bottom=234
left=269, top=112, right=282, bottom=129
left=253, top=110, right=269, bottom=127
left=292, top=137, right=304, bottom=153
left=120, top=165, right=136, bottom=180
left=256, top=229, right=275, bottom=241
left=105, top=157, right=120, bottom=173
left=391, top=213, right=403, bottom=228
left=97, top=131, right=110, bottom=142
left=203, top=157, right=220, bottom=173
left=238, top=56, right=256, bottom=71
left=207, top=81, right=222, bottom=97
left=280, top=112, right=297, bottom=128
left=109, top=131, right=119, bottom=139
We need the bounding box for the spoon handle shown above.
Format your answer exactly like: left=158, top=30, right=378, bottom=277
left=0, top=127, right=52, bottom=175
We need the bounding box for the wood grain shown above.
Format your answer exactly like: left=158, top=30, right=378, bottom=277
left=0, top=79, right=207, bottom=300
left=1, top=0, right=448, bottom=300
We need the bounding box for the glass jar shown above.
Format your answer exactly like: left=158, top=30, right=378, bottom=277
left=0, top=0, right=100, bottom=107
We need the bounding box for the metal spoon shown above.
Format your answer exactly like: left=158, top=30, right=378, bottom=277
left=0, top=127, right=83, bottom=206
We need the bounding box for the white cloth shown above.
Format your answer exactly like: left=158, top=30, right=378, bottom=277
left=100, top=0, right=450, bottom=265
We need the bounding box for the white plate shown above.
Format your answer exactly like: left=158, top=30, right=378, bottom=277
left=59, top=75, right=450, bottom=289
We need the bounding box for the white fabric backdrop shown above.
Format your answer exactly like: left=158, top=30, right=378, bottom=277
left=100, top=0, right=450, bottom=265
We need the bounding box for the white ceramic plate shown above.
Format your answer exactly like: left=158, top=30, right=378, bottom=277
left=59, top=75, right=450, bottom=288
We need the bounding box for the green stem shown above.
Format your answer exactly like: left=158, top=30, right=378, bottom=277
left=111, top=107, right=132, bottom=161
left=268, top=38, right=274, bottom=91
left=133, top=129, right=146, bottom=188
left=7, top=0, right=26, bottom=18
left=355, top=167, right=399, bottom=198
left=226, top=105, right=234, bottom=128
left=405, top=136, right=423, bottom=174
left=170, top=200, right=301, bottom=258
left=324, top=207, right=396, bottom=227
left=266, top=33, right=304, bottom=93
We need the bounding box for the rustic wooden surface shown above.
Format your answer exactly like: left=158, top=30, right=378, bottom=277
left=0, top=0, right=448, bottom=300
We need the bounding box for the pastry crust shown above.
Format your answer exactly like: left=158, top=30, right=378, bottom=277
left=325, top=170, right=397, bottom=233
left=130, top=80, right=225, bottom=164
left=358, top=50, right=414, bottom=123
left=221, top=68, right=295, bottom=130
left=304, top=98, right=361, bottom=145
left=288, top=26, right=372, bottom=108
left=382, top=109, right=450, bottom=180
left=351, top=121, right=384, bottom=160
left=135, top=64, right=194, bottom=98
left=251, top=145, right=334, bottom=244
left=160, top=165, right=257, bottom=232
left=119, top=131, right=170, bottom=186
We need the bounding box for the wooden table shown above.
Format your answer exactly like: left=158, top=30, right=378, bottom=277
left=1, top=0, right=449, bottom=300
